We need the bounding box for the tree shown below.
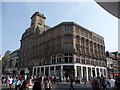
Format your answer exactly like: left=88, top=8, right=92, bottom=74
left=2, top=55, right=10, bottom=73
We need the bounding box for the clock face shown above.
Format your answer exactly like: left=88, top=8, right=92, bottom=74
left=38, top=20, right=42, bottom=25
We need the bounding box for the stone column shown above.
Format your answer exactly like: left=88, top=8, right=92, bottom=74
left=36, top=68, right=37, bottom=76
left=81, top=66, right=83, bottom=78
left=54, top=66, right=56, bottom=75
left=86, top=67, right=88, bottom=81
left=74, top=64, right=77, bottom=77
left=40, top=67, right=41, bottom=76
left=105, top=69, right=107, bottom=77
left=44, top=67, right=45, bottom=75
left=32, top=68, right=34, bottom=76
left=61, top=65, right=63, bottom=77
left=99, top=68, right=101, bottom=77
left=49, top=66, right=50, bottom=76
left=95, top=67, right=97, bottom=77
left=91, top=67, right=93, bottom=77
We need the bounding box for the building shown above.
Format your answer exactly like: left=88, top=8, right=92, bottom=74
left=106, top=51, right=113, bottom=78
left=19, top=12, right=107, bottom=80
left=3, top=49, right=20, bottom=75
left=8, top=49, right=19, bottom=74
left=111, top=52, right=120, bottom=77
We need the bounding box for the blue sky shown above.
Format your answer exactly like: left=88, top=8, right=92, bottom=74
left=1, top=1, right=118, bottom=55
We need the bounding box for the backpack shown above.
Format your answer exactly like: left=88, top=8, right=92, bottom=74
left=49, top=83, right=52, bottom=89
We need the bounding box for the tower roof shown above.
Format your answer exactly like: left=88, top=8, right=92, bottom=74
left=31, top=12, right=46, bottom=19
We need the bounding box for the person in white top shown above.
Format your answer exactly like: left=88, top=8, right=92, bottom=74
left=8, top=76, right=13, bottom=89
left=16, top=78, right=22, bottom=90
left=109, top=77, right=115, bottom=88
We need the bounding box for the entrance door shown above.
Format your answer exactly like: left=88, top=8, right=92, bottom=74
left=63, top=65, right=74, bottom=78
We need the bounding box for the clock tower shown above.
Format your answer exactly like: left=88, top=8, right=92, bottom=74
left=30, top=12, right=46, bottom=29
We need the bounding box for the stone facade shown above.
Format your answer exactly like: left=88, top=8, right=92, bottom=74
left=110, top=52, right=120, bottom=77
left=5, top=49, right=19, bottom=74
left=19, top=12, right=106, bottom=77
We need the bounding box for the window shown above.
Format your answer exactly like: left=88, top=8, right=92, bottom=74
left=64, top=35, right=72, bottom=41
left=64, top=53, right=73, bottom=63
left=56, top=54, right=61, bottom=63
left=76, top=55, right=80, bottom=63
left=51, top=55, right=56, bottom=64
left=56, top=66, right=61, bottom=77
left=77, top=66, right=81, bottom=77
left=82, top=57, right=85, bottom=64
left=86, top=57, right=90, bottom=64
left=64, top=44, right=72, bottom=51
left=65, top=26, right=71, bottom=31
left=50, top=66, right=54, bottom=76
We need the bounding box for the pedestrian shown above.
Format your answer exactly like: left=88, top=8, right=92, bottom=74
left=8, top=76, right=13, bottom=90
left=28, top=76, right=33, bottom=89
left=102, top=77, right=107, bottom=90
left=90, top=77, right=100, bottom=90
left=109, top=77, right=115, bottom=88
left=44, top=78, right=52, bottom=90
left=12, top=76, right=17, bottom=88
left=5, top=75, right=9, bottom=88
left=53, top=75, right=56, bottom=84
left=33, top=77, right=42, bottom=90
left=115, top=77, right=120, bottom=90
left=105, top=77, right=110, bottom=89
left=70, top=77, right=74, bottom=90
left=79, top=77, right=82, bottom=84
left=84, top=77, right=87, bottom=85
left=20, top=80, right=29, bottom=90
left=16, top=77, right=22, bottom=90
left=41, top=77, right=45, bottom=90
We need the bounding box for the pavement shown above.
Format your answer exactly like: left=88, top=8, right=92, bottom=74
left=0, top=81, right=92, bottom=90
left=52, top=82, right=92, bottom=90
left=0, top=81, right=115, bottom=90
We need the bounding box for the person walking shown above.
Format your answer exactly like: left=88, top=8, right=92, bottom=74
left=44, top=78, right=52, bottom=90
left=8, top=76, right=13, bottom=90
left=90, top=77, right=100, bottom=90
left=102, top=77, right=107, bottom=90
left=84, top=77, right=87, bottom=85
left=115, top=77, right=120, bottom=90
left=28, top=76, right=33, bottom=89
left=70, top=77, right=74, bottom=90
left=105, top=77, right=110, bottom=89
left=16, top=77, right=22, bottom=90
left=33, top=77, right=42, bottom=90
left=20, top=80, right=29, bottom=90
left=109, top=77, right=115, bottom=88
left=12, top=76, right=17, bottom=89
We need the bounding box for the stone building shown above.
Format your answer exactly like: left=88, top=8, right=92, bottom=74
left=4, top=49, right=19, bottom=74
left=106, top=51, right=113, bottom=78
left=19, top=12, right=107, bottom=80
left=111, top=52, right=120, bottom=77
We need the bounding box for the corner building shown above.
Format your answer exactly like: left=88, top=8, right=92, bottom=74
left=19, top=12, right=107, bottom=80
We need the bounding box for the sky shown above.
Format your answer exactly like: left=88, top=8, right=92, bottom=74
left=1, top=1, right=118, bottom=55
